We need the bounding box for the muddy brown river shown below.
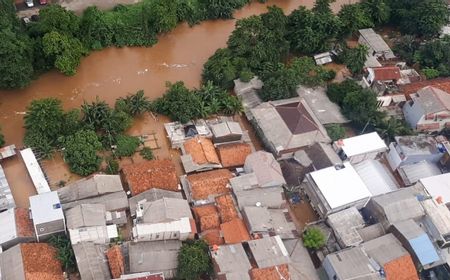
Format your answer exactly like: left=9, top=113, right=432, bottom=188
left=0, top=0, right=357, bottom=207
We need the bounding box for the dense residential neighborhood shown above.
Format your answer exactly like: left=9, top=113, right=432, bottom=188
left=2, top=0, right=450, bottom=279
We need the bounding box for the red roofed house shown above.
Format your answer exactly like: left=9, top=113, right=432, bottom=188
left=364, top=66, right=402, bottom=95
left=122, top=160, right=179, bottom=195
left=216, top=143, right=252, bottom=168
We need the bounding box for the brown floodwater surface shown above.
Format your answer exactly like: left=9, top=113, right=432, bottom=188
left=0, top=0, right=357, bottom=206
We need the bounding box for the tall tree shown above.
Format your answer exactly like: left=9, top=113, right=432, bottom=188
left=340, top=45, right=369, bottom=74
left=362, top=0, right=390, bottom=25
left=177, top=240, right=212, bottom=280
left=312, top=0, right=335, bottom=15
left=338, top=3, right=374, bottom=36
left=63, top=129, right=102, bottom=176
left=33, top=4, right=80, bottom=36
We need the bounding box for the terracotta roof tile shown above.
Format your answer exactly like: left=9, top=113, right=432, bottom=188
left=400, top=78, right=450, bottom=98
left=122, top=160, right=179, bottom=195
left=384, top=255, right=418, bottom=280
left=215, top=194, right=238, bottom=223
left=15, top=208, right=34, bottom=237
left=220, top=218, right=250, bottom=244
left=21, top=243, right=63, bottom=280
left=193, top=205, right=221, bottom=231
left=184, top=136, right=220, bottom=165
left=187, top=169, right=233, bottom=200
left=106, top=245, right=124, bottom=279
left=250, top=264, right=289, bottom=280
left=372, top=66, right=401, bottom=81
left=200, top=229, right=224, bottom=246
left=217, top=143, right=252, bottom=168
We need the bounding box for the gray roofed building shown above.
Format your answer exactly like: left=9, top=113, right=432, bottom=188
left=234, top=186, right=285, bottom=210
left=0, top=164, right=15, bottom=212
left=229, top=173, right=259, bottom=192
left=128, top=240, right=182, bottom=279
left=279, top=157, right=314, bottom=189
left=234, top=77, right=263, bottom=120
left=129, top=188, right=183, bottom=216
left=29, top=191, right=66, bottom=241
left=323, top=247, right=382, bottom=280
left=65, top=204, right=106, bottom=229
left=242, top=207, right=297, bottom=239
left=137, top=197, right=192, bottom=224
left=283, top=239, right=319, bottom=280
left=0, top=208, right=35, bottom=250
left=63, top=191, right=129, bottom=212
left=57, top=174, right=123, bottom=203
left=398, top=161, right=442, bottom=186
left=367, top=188, right=425, bottom=230
left=297, top=86, right=348, bottom=125
left=304, top=142, right=342, bottom=170
left=247, top=236, right=290, bottom=268
left=421, top=199, right=450, bottom=248
left=210, top=243, right=252, bottom=280
left=73, top=243, right=111, bottom=280
left=210, top=121, right=243, bottom=144
left=358, top=28, right=395, bottom=60
left=362, top=233, right=410, bottom=266
left=250, top=98, right=331, bottom=157
left=244, top=151, right=286, bottom=188
left=357, top=223, right=385, bottom=242
left=327, top=207, right=365, bottom=248
left=0, top=244, right=25, bottom=280
left=353, top=159, right=399, bottom=196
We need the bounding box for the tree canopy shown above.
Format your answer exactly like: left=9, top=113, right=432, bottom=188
left=338, top=45, right=369, bottom=74
left=0, top=127, right=5, bottom=147
left=177, top=240, right=212, bottom=280
left=303, top=227, right=326, bottom=250
left=338, top=3, right=373, bottom=36
left=115, top=135, right=140, bottom=157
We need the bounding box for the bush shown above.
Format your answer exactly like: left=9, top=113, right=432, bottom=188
left=177, top=240, right=212, bottom=280
left=115, top=135, right=140, bottom=157
left=105, top=157, right=119, bottom=174
left=303, top=227, right=326, bottom=250
left=326, top=124, right=346, bottom=141
left=422, top=68, right=440, bottom=79
left=48, top=235, right=76, bottom=273
left=140, top=147, right=154, bottom=160
left=239, top=70, right=254, bottom=82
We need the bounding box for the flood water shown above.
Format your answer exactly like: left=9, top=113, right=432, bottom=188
left=0, top=0, right=357, bottom=207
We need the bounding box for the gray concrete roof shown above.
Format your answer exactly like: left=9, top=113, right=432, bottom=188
left=62, top=191, right=128, bottom=212
left=0, top=164, right=15, bottom=212
left=139, top=197, right=192, bottom=224
left=325, top=247, right=381, bottom=280
left=229, top=173, right=259, bottom=192
left=394, top=135, right=440, bottom=156
left=398, top=161, right=442, bottom=186
left=327, top=207, right=365, bottom=248
left=297, top=86, right=348, bottom=125
left=65, top=204, right=106, bottom=229
left=235, top=186, right=285, bottom=210
left=211, top=243, right=251, bottom=276
left=129, top=188, right=183, bottom=216
left=357, top=223, right=385, bottom=242
left=247, top=236, right=290, bottom=268
left=73, top=243, right=111, bottom=280
left=362, top=234, right=409, bottom=266
left=244, top=151, right=286, bottom=188
left=0, top=244, right=25, bottom=280
left=210, top=121, right=243, bottom=138
left=359, top=28, right=395, bottom=59
left=414, top=86, right=450, bottom=114
left=283, top=239, right=319, bottom=280
left=243, top=207, right=297, bottom=239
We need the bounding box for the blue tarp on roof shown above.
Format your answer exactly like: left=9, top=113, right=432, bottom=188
left=409, top=234, right=440, bottom=266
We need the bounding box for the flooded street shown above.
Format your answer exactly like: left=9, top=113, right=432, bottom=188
left=0, top=0, right=357, bottom=207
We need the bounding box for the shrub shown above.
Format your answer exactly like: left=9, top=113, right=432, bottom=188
left=115, top=135, right=140, bottom=157
left=303, top=227, right=326, bottom=250
left=105, top=157, right=119, bottom=174
left=140, top=147, right=154, bottom=160
left=422, top=68, right=440, bottom=80
left=326, top=124, right=346, bottom=141
left=239, top=70, right=254, bottom=82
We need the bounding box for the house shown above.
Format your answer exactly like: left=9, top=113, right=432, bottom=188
left=244, top=151, right=286, bottom=188
left=366, top=188, right=425, bottom=230
left=216, top=143, right=252, bottom=168
left=357, top=223, right=386, bottom=243
left=353, top=159, right=399, bottom=196
left=333, top=132, right=387, bottom=164
left=421, top=199, right=450, bottom=248
left=65, top=204, right=118, bottom=245
left=210, top=243, right=252, bottom=280
left=391, top=219, right=442, bottom=270
left=181, top=169, right=233, bottom=205
left=112, top=273, right=165, bottom=280
left=29, top=191, right=65, bottom=241
left=279, top=155, right=314, bottom=189
left=247, top=236, right=291, bottom=268
left=414, top=173, right=450, bottom=207
left=128, top=240, right=182, bottom=279
left=128, top=188, right=183, bottom=217
left=314, top=52, right=333, bottom=65
left=164, top=119, right=212, bottom=148
left=0, top=208, right=34, bottom=250
left=398, top=161, right=442, bottom=186
left=358, top=28, right=396, bottom=60
left=106, top=245, right=125, bottom=279
left=297, top=86, right=348, bottom=125
left=0, top=164, right=15, bottom=212
left=327, top=207, right=365, bottom=248
left=303, top=163, right=372, bottom=218
left=192, top=205, right=221, bottom=232
left=57, top=174, right=128, bottom=211
left=387, top=135, right=446, bottom=171
left=220, top=218, right=251, bottom=244
left=181, top=136, right=222, bottom=173
left=215, top=194, right=239, bottom=223
left=249, top=264, right=290, bottom=280
left=403, top=86, right=450, bottom=132
left=242, top=206, right=297, bottom=239
left=233, top=185, right=285, bottom=210
left=323, top=247, right=382, bottom=280
left=20, top=148, right=50, bottom=194
left=210, top=121, right=243, bottom=144
left=363, top=66, right=401, bottom=95
left=73, top=243, right=111, bottom=280
left=0, top=243, right=63, bottom=280
left=132, top=197, right=196, bottom=241
left=361, top=234, right=419, bottom=280
left=122, top=160, right=179, bottom=195
left=250, top=98, right=330, bottom=157
left=305, top=142, right=342, bottom=170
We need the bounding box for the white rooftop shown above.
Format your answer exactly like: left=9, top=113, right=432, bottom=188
left=29, top=191, right=64, bottom=225
left=20, top=148, right=50, bottom=194
left=0, top=208, right=17, bottom=245
left=133, top=217, right=192, bottom=241
left=337, top=132, right=387, bottom=157
left=309, top=163, right=372, bottom=209
left=69, top=225, right=117, bottom=245
left=420, top=173, right=450, bottom=204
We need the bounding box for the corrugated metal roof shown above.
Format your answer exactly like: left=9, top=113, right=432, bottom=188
left=0, top=164, right=15, bottom=211
left=359, top=28, right=395, bottom=58
left=244, top=151, right=286, bottom=188
left=73, top=243, right=111, bottom=280
left=62, top=191, right=129, bottom=212
left=129, top=189, right=183, bottom=217
left=211, top=243, right=251, bottom=275
left=410, top=234, right=440, bottom=266
left=0, top=244, right=25, bottom=280
left=139, top=198, right=192, bottom=224
left=20, top=148, right=50, bottom=194
left=0, top=208, right=17, bottom=245
left=398, top=161, right=442, bottom=186
left=337, top=132, right=387, bottom=158
left=353, top=159, right=399, bottom=196
left=362, top=234, right=409, bottom=265
left=247, top=236, right=290, bottom=268
left=57, top=175, right=123, bottom=203
left=65, top=204, right=106, bottom=229
left=325, top=247, right=381, bottom=280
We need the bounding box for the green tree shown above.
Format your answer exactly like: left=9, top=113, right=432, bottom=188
left=342, top=88, right=379, bottom=127
left=142, top=0, right=178, bottom=33
left=115, top=90, right=151, bottom=116
left=362, top=0, right=390, bottom=25
left=303, top=227, right=326, bottom=250
left=393, top=35, right=419, bottom=65
left=140, top=147, right=154, bottom=160
left=63, top=129, right=102, bottom=176
left=60, top=109, right=82, bottom=138
left=326, top=80, right=362, bottom=105
left=177, top=240, right=212, bottom=280
left=202, top=48, right=238, bottom=89
left=312, top=0, right=335, bottom=15
left=375, top=117, right=413, bottom=142
left=422, top=68, right=440, bottom=79
left=340, top=45, right=369, bottom=74
left=48, top=235, right=76, bottom=273
left=34, top=4, right=80, bottom=36
left=79, top=6, right=113, bottom=49
left=326, top=124, right=346, bottom=141
left=0, top=127, right=5, bottom=147
left=199, top=0, right=250, bottom=19
left=414, top=37, right=450, bottom=77
left=260, top=63, right=299, bottom=101
left=115, top=135, right=140, bottom=157
left=338, top=3, right=373, bottom=36
left=104, top=157, right=120, bottom=174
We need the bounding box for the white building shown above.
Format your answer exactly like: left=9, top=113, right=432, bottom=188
left=333, top=132, right=387, bottom=164
left=29, top=191, right=65, bottom=241
left=20, top=148, right=50, bottom=194
left=415, top=173, right=450, bottom=206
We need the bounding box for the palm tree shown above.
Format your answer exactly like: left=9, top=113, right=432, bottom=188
left=123, top=90, right=151, bottom=116
left=81, top=97, right=112, bottom=131
left=376, top=117, right=413, bottom=143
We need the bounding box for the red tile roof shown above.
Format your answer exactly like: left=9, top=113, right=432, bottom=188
left=384, top=255, right=418, bottom=280
left=372, top=66, right=401, bottom=81
left=215, top=194, right=239, bottom=223
left=193, top=205, right=221, bottom=231
left=15, top=208, right=34, bottom=238
left=122, top=160, right=179, bottom=195
left=250, top=264, right=289, bottom=280
left=183, top=136, right=220, bottom=165
left=187, top=169, right=233, bottom=200
left=200, top=229, right=224, bottom=246
left=400, top=78, right=450, bottom=98
left=21, top=243, right=63, bottom=280
left=221, top=218, right=250, bottom=244
left=217, top=143, right=252, bottom=168
left=106, top=245, right=124, bottom=279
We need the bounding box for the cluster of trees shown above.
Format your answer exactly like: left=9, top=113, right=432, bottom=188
left=0, top=0, right=257, bottom=89
left=153, top=81, right=242, bottom=123
left=177, top=240, right=211, bottom=280
left=23, top=90, right=150, bottom=176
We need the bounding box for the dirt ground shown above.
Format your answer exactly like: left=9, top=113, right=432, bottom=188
left=289, top=201, right=319, bottom=231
